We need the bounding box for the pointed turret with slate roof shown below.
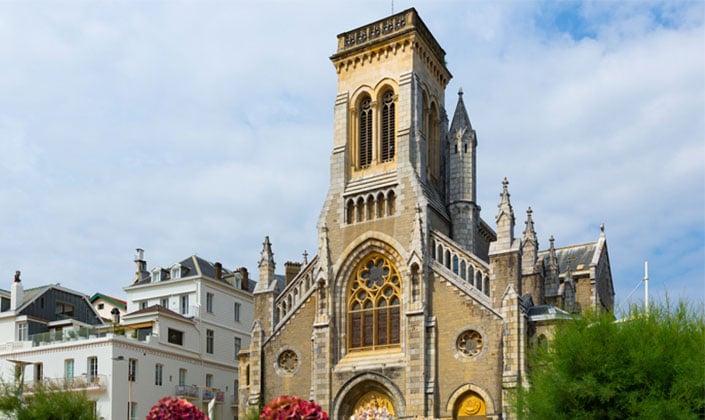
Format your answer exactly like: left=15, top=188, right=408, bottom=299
left=447, top=88, right=481, bottom=254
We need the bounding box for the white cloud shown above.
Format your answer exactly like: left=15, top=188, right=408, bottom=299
left=0, top=1, right=701, bottom=308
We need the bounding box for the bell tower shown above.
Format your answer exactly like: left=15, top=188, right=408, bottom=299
left=319, top=8, right=453, bottom=261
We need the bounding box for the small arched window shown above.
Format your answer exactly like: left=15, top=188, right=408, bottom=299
left=346, top=199, right=355, bottom=224
left=348, top=253, right=401, bottom=350
left=358, top=96, right=373, bottom=168
left=380, top=90, right=395, bottom=162
left=386, top=191, right=396, bottom=216
left=356, top=197, right=365, bottom=222
left=366, top=195, right=375, bottom=220
left=376, top=192, right=385, bottom=218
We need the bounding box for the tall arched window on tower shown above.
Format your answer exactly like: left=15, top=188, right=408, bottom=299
left=428, top=102, right=440, bottom=185
left=348, top=253, right=401, bottom=350
left=380, top=90, right=395, bottom=162
left=358, top=96, right=373, bottom=168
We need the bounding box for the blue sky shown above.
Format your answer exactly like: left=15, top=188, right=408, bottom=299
left=0, top=0, right=703, bottom=312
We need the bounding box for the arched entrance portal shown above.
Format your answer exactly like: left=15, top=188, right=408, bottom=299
left=453, top=391, right=487, bottom=419
left=351, top=391, right=395, bottom=418
left=333, top=374, right=405, bottom=420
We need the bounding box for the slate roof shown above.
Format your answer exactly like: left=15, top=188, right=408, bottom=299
left=538, top=242, right=597, bottom=275
left=527, top=304, right=572, bottom=321
left=0, top=285, right=63, bottom=309
left=131, top=255, right=257, bottom=292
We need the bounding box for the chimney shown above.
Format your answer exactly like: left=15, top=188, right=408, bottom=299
left=284, top=261, right=302, bottom=285
left=11, top=271, right=23, bottom=311
left=214, top=262, right=223, bottom=280
left=134, top=248, right=148, bottom=283
left=110, top=307, right=120, bottom=324
left=238, top=267, right=249, bottom=291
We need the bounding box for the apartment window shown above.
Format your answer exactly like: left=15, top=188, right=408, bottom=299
left=206, top=373, right=213, bottom=388
left=128, top=358, right=137, bottom=382
left=55, top=302, right=74, bottom=318
left=161, top=298, right=169, bottom=309
left=168, top=328, right=184, bottom=345
left=155, top=363, right=163, bottom=386
left=97, top=303, right=104, bottom=310
left=16, top=323, right=28, bottom=341
left=206, top=329, right=214, bottom=354
left=171, top=265, right=181, bottom=279
left=64, top=359, right=74, bottom=383
left=234, top=302, right=241, bottom=322
left=206, top=293, right=214, bottom=313
left=128, top=402, right=137, bottom=420
left=180, top=295, right=189, bottom=315
left=140, top=301, right=148, bottom=310
left=87, top=357, right=98, bottom=383
left=178, top=368, right=187, bottom=387
left=152, top=269, right=161, bottom=282
left=234, top=337, right=242, bottom=359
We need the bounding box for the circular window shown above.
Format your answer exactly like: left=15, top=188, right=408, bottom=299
left=456, top=330, right=483, bottom=357
left=277, top=349, right=298, bottom=374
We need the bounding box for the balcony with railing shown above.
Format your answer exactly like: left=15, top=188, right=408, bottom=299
left=175, top=384, right=200, bottom=399
left=23, top=374, right=107, bottom=395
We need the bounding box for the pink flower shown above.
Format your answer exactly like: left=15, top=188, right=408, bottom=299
left=146, top=396, right=208, bottom=420
left=260, top=395, right=329, bottom=420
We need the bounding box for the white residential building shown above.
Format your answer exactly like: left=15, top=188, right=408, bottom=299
left=0, top=252, right=254, bottom=420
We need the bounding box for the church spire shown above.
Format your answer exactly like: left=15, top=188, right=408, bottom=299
left=495, top=177, right=516, bottom=251
left=521, top=207, right=539, bottom=274
left=544, top=235, right=560, bottom=297
left=256, top=236, right=276, bottom=291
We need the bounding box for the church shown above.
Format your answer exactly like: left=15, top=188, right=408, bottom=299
left=239, top=8, right=614, bottom=419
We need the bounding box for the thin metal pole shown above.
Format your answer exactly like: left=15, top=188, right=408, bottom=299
left=644, top=261, right=649, bottom=315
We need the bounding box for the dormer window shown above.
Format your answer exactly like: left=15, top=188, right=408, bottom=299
left=171, top=265, right=181, bottom=280
left=152, top=269, right=162, bottom=282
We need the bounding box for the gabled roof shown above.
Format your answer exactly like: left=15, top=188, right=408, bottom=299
left=14, top=284, right=87, bottom=312
left=89, top=293, right=127, bottom=310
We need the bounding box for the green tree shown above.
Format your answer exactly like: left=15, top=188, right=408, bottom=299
left=0, top=382, right=97, bottom=420
left=516, top=301, right=705, bottom=419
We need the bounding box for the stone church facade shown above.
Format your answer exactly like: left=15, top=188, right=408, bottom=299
left=239, top=8, right=614, bottom=419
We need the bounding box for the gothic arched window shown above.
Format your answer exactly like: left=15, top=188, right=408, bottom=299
left=358, top=96, right=373, bottom=168
left=348, top=253, right=401, bottom=350
left=380, top=90, right=395, bottom=162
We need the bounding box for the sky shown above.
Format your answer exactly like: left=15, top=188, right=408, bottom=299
left=0, top=0, right=703, bottom=313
